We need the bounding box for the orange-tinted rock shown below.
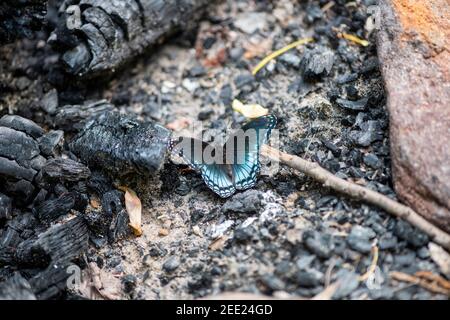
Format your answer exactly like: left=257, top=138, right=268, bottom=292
left=377, top=0, right=450, bottom=232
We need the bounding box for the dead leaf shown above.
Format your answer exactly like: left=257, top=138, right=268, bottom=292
left=123, top=187, right=142, bottom=236
left=208, top=235, right=230, bottom=251
left=158, top=228, right=169, bottom=237
left=232, top=99, right=268, bottom=118
left=74, top=263, right=122, bottom=300
left=202, top=46, right=227, bottom=68
left=428, top=242, right=450, bottom=278
left=243, top=38, right=273, bottom=59
left=89, top=197, right=100, bottom=209
left=166, top=118, right=191, bottom=131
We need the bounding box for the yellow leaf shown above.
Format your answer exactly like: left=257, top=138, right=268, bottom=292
left=232, top=99, right=268, bottom=118
left=123, top=187, right=143, bottom=236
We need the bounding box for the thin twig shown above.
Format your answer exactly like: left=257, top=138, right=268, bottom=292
left=261, top=145, right=450, bottom=252
left=390, top=271, right=450, bottom=296
left=358, top=245, right=379, bottom=281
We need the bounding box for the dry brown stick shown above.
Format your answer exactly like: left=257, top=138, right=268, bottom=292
left=390, top=271, right=450, bottom=296
left=261, top=145, right=450, bottom=252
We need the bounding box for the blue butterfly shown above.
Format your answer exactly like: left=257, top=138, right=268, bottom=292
left=168, top=115, right=277, bottom=198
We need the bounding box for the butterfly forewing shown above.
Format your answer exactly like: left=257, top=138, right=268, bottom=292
left=169, top=137, right=208, bottom=171
left=199, top=163, right=236, bottom=198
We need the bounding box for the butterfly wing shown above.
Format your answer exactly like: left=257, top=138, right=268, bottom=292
left=168, top=137, right=236, bottom=198
left=226, top=115, right=277, bottom=190
left=199, top=163, right=236, bottom=198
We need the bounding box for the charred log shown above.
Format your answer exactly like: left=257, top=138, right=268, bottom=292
left=15, top=216, right=88, bottom=267
left=28, top=261, right=74, bottom=299
left=70, top=111, right=171, bottom=178
left=50, top=0, right=211, bottom=78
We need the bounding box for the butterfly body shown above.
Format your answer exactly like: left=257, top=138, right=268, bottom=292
left=169, top=115, right=276, bottom=198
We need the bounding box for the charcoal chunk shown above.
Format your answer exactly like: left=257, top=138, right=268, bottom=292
left=394, top=220, right=429, bottom=248
left=32, top=193, right=77, bottom=222
left=301, top=46, right=335, bottom=80
left=2, top=179, right=36, bottom=204
left=0, top=272, right=36, bottom=300
left=38, top=130, right=64, bottom=157
left=349, top=121, right=383, bottom=147
left=0, top=115, right=52, bottom=204
left=42, top=158, right=91, bottom=182
left=336, top=98, right=369, bottom=111
left=108, top=208, right=130, bottom=243
left=0, top=213, right=37, bottom=264
left=0, top=127, right=41, bottom=168
left=87, top=171, right=114, bottom=195
left=0, top=192, right=12, bottom=220
left=222, top=190, right=263, bottom=215
left=40, top=89, right=59, bottom=115
left=0, top=115, right=44, bottom=139
left=28, top=262, right=77, bottom=300
left=55, top=100, right=114, bottom=132
left=16, top=217, right=89, bottom=267
left=61, top=43, right=92, bottom=75
left=70, top=112, right=171, bottom=177
left=0, top=157, right=37, bottom=182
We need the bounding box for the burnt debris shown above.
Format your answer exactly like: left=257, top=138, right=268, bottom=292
left=54, top=100, right=115, bottom=132
left=70, top=111, right=171, bottom=178
left=0, top=115, right=91, bottom=299
left=50, top=0, right=212, bottom=78
left=0, top=115, right=49, bottom=204
left=0, top=0, right=47, bottom=44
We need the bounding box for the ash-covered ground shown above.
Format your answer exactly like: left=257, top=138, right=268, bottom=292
left=0, top=0, right=447, bottom=300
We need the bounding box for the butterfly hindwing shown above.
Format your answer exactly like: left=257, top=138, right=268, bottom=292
left=227, top=114, right=277, bottom=190
left=199, top=163, right=236, bottom=198
left=168, top=137, right=236, bottom=197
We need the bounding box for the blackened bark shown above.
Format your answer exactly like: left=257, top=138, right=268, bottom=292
left=15, top=216, right=89, bottom=267
left=51, top=0, right=212, bottom=78
left=70, top=111, right=171, bottom=177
